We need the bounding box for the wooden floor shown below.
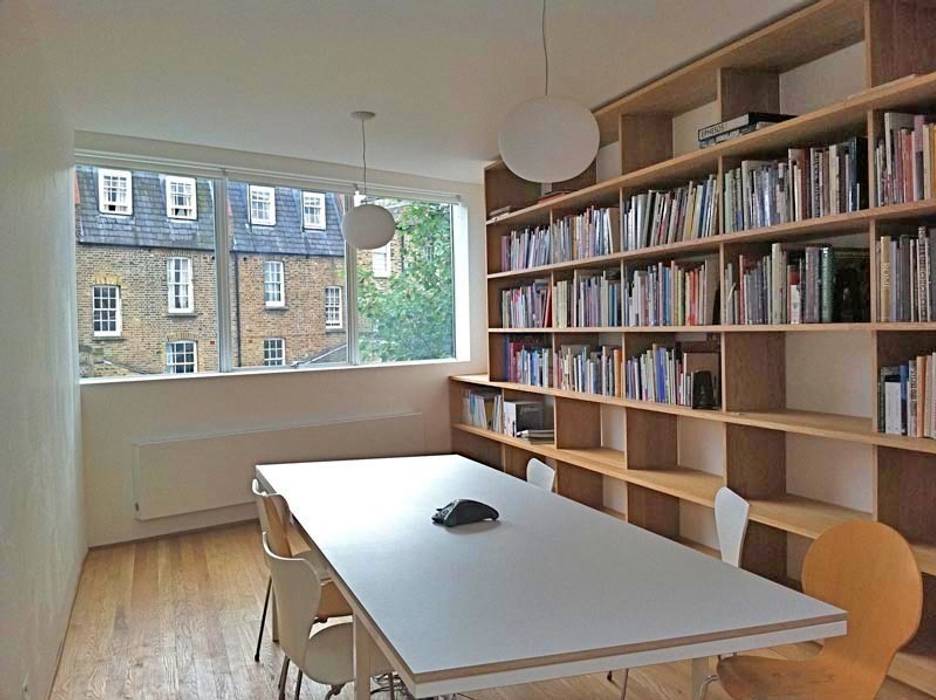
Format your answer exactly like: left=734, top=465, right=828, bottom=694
left=51, top=522, right=931, bottom=700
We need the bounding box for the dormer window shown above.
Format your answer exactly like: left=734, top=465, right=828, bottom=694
left=249, top=185, right=276, bottom=226
left=302, top=191, right=326, bottom=230
left=166, top=175, right=197, bottom=220
left=98, top=168, right=132, bottom=215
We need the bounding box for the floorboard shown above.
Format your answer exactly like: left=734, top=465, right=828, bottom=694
left=50, top=522, right=931, bottom=699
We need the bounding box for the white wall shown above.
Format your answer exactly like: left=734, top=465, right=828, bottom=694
left=79, top=136, right=487, bottom=547
left=0, top=1, right=86, bottom=698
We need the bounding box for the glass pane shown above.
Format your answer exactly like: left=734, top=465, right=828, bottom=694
left=228, top=181, right=348, bottom=368
left=355, top=197, right=455, bottom=363
left=76, top=165, right=218, bottom=377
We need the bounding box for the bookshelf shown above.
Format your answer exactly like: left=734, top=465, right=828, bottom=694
left=453, top=0, right=936, bottom=695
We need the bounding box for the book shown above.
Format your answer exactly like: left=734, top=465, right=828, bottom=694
left=697, top=112, right=796, bottom=141
left=501, top=278, right=551, bottom=328
left=624, top=340, right=720, bottom=408
left=555, top=344, right=621, bottom=396
left=875, top=111, right=936, bottom=206
left=623, top=257, right=719, bottom=327
left=879, top=351, right=936, bottom=438
left=623, top=176, right=717, bottom=250
left=553, top=268, right=622, bottom=328
left=877, top=228, right=935, bottom=322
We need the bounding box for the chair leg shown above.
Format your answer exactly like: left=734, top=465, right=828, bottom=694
left=619, top=668, right=629, bottom=700
left=695, top=674, right=718, bottom=700
left=254, top=576, right=272, bottom=662
left=271, top=589, right=279, bottom=643
left=324, top=684, right=344, bottom=700
left=277, top=657, right=290, bottom=700
left=294, top=671, right=303, bottom=700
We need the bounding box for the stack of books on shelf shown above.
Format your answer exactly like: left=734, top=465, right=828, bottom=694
left=622, top=176, right=717, bottom=250
left=697, top=112, right=795, bottom=148
left=502, top=399, right=552, bottom=440
left=551, top=206, right=621, bottom=262
left=500, top=225, right=550, bottom=271
left=874, top=111, right=936, bottom=207
left=878, top=228, right=936, bottom=322
left=462, top=389, right=503, bottom=432
left=624, top=342, right=720, bottom=408
left=505, top=339, right=551, bottom=387
left=879, top=352, right=936, bottom=438
left=723, top=244, right=870, bottom=325
left=623, top=258, right=718, bottom=327
left=555, top=344, right=622, bottom=397
left=500, top=278, right=551, bottom=328
left=723, top=137, right=867, bottom=233
left=553, top=269, right=622, bottom=328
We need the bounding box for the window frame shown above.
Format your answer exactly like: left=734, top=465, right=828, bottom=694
left=324, top=285, right=343, bottom=330
left=249, top=185, right=276, bottom=226
left=165, top=175, right=197, bottom=220
left=97, top=168, right=133, bottom=216
left=166, top=256, right=194, bottom=314
left=302, top=191, right=327, bottom=230
left=165, top=340, right=198, bottom=374
left=263, top=259, right=286, bottom=308
left=91, top=284, right=122, bottom=337
left=371, top=242, right=391, bottom=278
left=263, top=337, right=286, bottom=366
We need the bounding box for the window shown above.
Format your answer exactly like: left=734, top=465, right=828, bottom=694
left=263, top=338, right=286, bottom=366
left=371, top=243, right=391, bottom=278
left=166, top=340, right=197, bottom=373
left=302, top=192, right=326, bottom=230
left=91, top=285, right=121, bottom=337
left=166, top=175, right=197, bottom=219
left=166, top=257, right=194, bottom=313
left=249, top=185, right=276, bottom=225
left=98, top=168, right=132, bottom=215
left=325, top=286, right=343, bottom=329
left=263, top=260, right=285, bottom=307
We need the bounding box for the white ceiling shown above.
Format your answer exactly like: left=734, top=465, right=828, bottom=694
left=31, top=0, right=802, bottom=183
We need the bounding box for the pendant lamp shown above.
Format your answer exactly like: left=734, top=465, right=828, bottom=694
left=342, top=111, right=396, bottom=250
left=497, top=0, right=599, bottom=184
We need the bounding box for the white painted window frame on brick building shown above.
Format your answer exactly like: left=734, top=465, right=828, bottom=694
left=92, top=284, right=122, bottom=337
left=98, top=168, right=133, bottom=215
left=166, top=175, right=197, bottom=219
left=249, top=185, right=276, bottom=226
left=263, top=337, right=286, bottom=366
left=324, top=285, right=343, bottom=330
left=263, top=260, right=286, bottom=308
left=166, top=257, right=194, bottom=314
left=166, top=340, right=198, bottom=373
left=371, top=242, right=391, bottom=278
left=302, top=191, right=326, bottom=230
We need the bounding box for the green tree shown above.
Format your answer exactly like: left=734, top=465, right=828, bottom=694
left=356, top=201, right=454, bottom=362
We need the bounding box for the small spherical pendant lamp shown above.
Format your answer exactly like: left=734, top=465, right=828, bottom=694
left=498, top=0, right=599, bottom=184
left=342, top=111, right=396, bottom=250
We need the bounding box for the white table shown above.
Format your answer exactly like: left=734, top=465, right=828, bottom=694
left=257, top=455, right=845, bottom=699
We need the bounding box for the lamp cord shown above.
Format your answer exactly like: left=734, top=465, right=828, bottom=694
left=360, top=118, right=368, bottom=199
left=541, top=0, right=549, bottom=97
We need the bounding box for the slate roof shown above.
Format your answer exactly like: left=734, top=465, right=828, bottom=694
left=75, top=165, right=346, bottom=257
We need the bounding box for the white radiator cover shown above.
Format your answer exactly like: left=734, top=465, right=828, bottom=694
left=132, top=411, right=424, bottom=520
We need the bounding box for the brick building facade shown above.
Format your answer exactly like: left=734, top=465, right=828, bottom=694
left=75, top=165, right=351, bottom=377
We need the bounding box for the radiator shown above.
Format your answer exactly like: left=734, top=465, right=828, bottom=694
left=132, top=411, right=424, bottom=520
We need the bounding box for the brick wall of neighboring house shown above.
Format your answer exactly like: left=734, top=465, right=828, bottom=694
left=77, top=244, right=348, bottom=377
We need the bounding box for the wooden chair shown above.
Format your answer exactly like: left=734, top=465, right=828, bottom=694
left=702, top=520, right=923, bottom=700
left=526, top=458, right=556, bottom=492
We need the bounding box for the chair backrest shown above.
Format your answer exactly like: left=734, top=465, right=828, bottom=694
left=714, top=487, right=750, bottom=567
left=251, top=478, right=272, bottom=534
left=262, top=532, right=321, bottom=664
left=260, top=491, right=294, bottom=558
left=805, top=521, right=922, bottom=686
left=526, top=458, right=556, bottom=492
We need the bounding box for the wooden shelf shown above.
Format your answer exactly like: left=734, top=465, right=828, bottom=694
left=748, top=495, right=871, bottom=540
left=911, top=541, right=936, bottom=577
left=489, top=324, right=873, bottom=334
left=623, top=467, right=722, bottom=508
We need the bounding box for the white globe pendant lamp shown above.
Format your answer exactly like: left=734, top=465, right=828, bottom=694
left=342, top=111, right=396, bottom=250
left=497, top=0, right=599, bottom=184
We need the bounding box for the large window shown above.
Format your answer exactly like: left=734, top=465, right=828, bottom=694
left=76, top=160, right=460, bottom=380
left=166, top=257, right=194, bottom=313
left=92, top=285, right=121, bottom=337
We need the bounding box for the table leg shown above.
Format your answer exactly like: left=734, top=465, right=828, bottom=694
left=353, top=616, right=376, bottom=700
left=690, top=657, right=711, bottom=699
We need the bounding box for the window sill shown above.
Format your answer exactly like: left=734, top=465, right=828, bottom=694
left=80, top=356, right=463, bottom=386
left=264, top=305, right=288, bottom=311
left=167, top=311, right=197, bottom=317
left=91, top=335, right=125, bottom=341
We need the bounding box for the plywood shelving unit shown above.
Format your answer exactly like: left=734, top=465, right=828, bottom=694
left=451, top=0, right=936, bottom=694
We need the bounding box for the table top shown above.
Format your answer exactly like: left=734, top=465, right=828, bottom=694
left=257, top=454, right=844, bottom=694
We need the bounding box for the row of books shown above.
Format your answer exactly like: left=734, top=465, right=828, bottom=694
left=462, top=389, right=503, bottom=432
left=878, top=229, right=936, bottom=322
left=723, top=138, right=867, bottom=233
left=500, top=278, right=551, bottom=328
left=723, top=245, right=870, bottom=325
left=499, top=208, right=620, bottom=272
left=622, top=258, right=719, bottom=327
left=623, top=342, right=720, bottom=408
left=622, top=176, right=718, bottom=250
left=553, top=269, right=622, bottom=328
left=879, top=352, right=936, bottom=438
left=505, top=339, right=551, bottom=387
left=874, top=112, right=936, bottom=207
left=555, top=344, right=622, bottom=397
